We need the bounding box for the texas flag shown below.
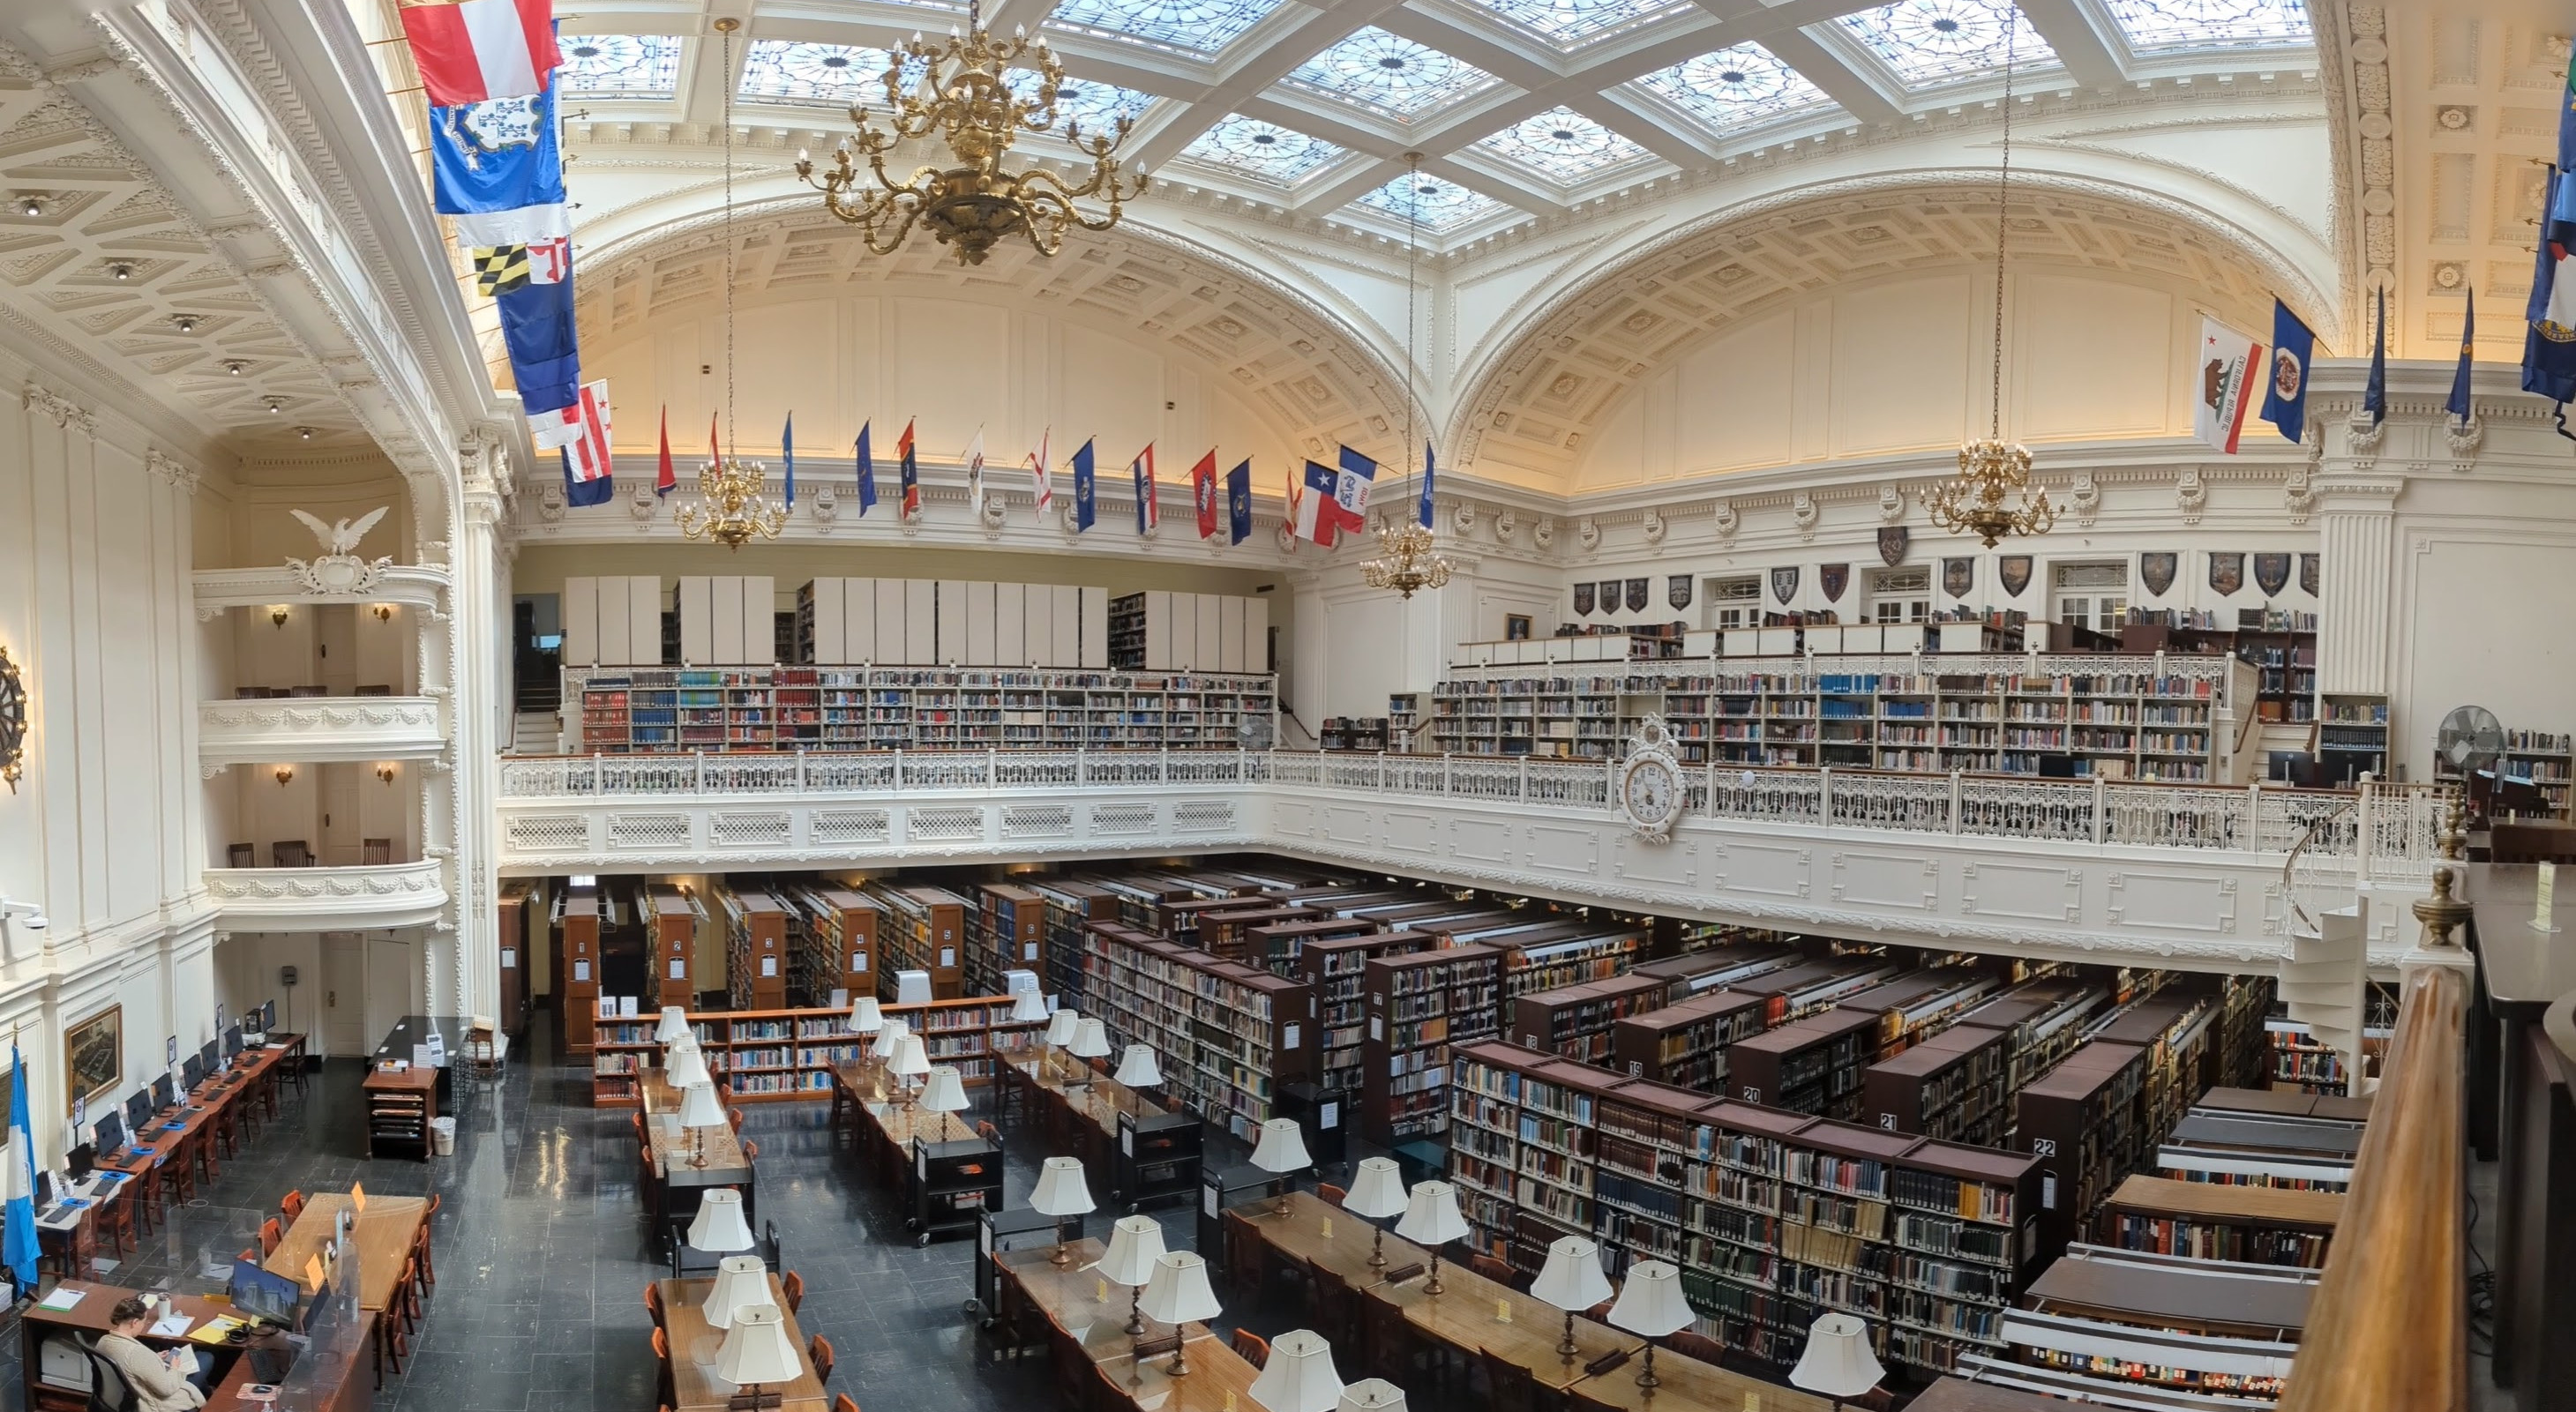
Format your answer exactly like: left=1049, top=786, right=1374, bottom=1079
left=398, top=0, right=561, bottom=108
left=1295, top=445, right=1374, bottom=546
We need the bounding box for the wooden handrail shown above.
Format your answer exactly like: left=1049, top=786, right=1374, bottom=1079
left=2277, top=960, right=2469, bottom=1412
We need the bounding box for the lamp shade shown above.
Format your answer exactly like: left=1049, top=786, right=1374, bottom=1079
left=869, top=1018, right=910, bottom=1059
left=685, top=1189, right=756, bottom=1253
left=894, top=970, right=932, bottom=1005
left=1097, top=1214, right=1166, bottom=1287
left=1112, top=1044, right=1163, bottom=1088
left=918, top=1065, right=969, bottom=1113
left=677, top=1080, right=726, bottom=1131
left=712, top=1304, right=802, bottom=1386
left=1607, top=1260, right=1693, bottom=1338
left=849, top=995, right=882, bottom=1034
left=1136, top=1251, right=1221, bottom=1326
left=1250, top=1117, right=1311, bottom=1176
left=1068, top=1017, right=1112, bottom=1060
left=1030, top=1157, right=1095, bottom=1218
left=888, top=1032, right=932, bottom=1079
left=1045, top=1008, right=1082, bottom=1048
left=1530, top=1236, right=1613, bottom=1314
left=1343, top=1157, right=1408, bottom=1220
left=702, top=1254, right=769, bottom=1330
left=1011, top=989, right=1049, bottom=1023
left=1394, top=1181, right=1469, bottom=1245
left=654, top=1006, right=693, bottom=1043
left=1249, top=1329, right=1344, bottom=1412
left=666, top=1046, right=713, bottom=1092
left=1790, top=1313, right=1884, bottom=1400
left=1337, top=1380, right=1406, bottom=1412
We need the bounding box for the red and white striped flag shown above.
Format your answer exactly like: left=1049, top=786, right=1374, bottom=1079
left=396, top=0, right=561, bottom=108
left=1028, top=428, right=1052, bottom=519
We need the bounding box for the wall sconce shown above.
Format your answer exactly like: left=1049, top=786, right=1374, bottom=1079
left=269, top=607, right=288, bottom=629
left=374, top=763, right=396, bottom=785
left=370, top=603, right=394, bottom=623
left=273, top=766, right=294, bottom=788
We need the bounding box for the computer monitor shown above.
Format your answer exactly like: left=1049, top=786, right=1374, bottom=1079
left=150, top=1075, right=176, bottom=1110
left=65, top=1145, right=94, bottom=1180
left=222, top=1025, right=243, bottom=1059
left=260, top=1001, right=276, bottom=1030
left=228, top=1257, right=301, bottom=1325
left=180, top=1055, right=205, bottom=1090
left=198, top=1040, right=219, bottom=1074
left=33, top=1170, right=53, bottom=1207
left=93, top=1111, right=124, bottom=1154
left=124, top=1090, right=152, bottom=1133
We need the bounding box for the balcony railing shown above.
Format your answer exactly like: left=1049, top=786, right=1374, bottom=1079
left=496, top=748, right=2446, bottom=875
left=199, top=696, right=443, bottom=764
left=202, top=858, right=447, bottom=929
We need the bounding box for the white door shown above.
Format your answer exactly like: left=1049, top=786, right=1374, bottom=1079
left=319, top=765, right=362, bottom=865
left=320, top=932, right=367, bottom=1057
left=366, top=937, right=417, bottom=1046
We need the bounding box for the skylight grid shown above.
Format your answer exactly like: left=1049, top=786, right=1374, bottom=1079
left=1045, top=0, right=1282, bottom=58
left=1349, top=172, right=1509, bottom=233
left=2106, top=0, right=2311, bottom=51
left=1837, top=0, right=2059, bottom=86
left=737, top=41, right=917, bottom=105
left=1285, top=28, right=1500, bottom=119
left=1014, top=75, right=1159, bottom=137
left=1473, top=108, right=1650, bottom=184
left=1459, top=0, right=1695, bottom=49
left=1636, top=42, right=1834, bottom=127
left=1181, top=116, right=1347, bottom=183
left=558, top=34, right=683, bottom=99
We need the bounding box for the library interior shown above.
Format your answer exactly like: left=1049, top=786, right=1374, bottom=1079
left=1, top=1, right=2573, bottom=1411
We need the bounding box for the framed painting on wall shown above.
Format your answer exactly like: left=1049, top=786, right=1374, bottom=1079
left=65, top=1005, right=120, bottom=1107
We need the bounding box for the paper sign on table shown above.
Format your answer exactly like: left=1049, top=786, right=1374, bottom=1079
left=350, top=1182, right=365, bottom=1214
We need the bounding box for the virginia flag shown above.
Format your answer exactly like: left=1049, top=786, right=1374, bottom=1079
left=3, top=1042, right=37, bottom=1297
left=1072, top=439, right=1097, bottom=532
left=2193, top=318, right=2262, bottom=453
left=1189, top=450, right=1218, bottom=539
left=897, top=420, right=920, bottom=516
left=1131, top=444, right=1157, bottom=534
left=2524, top=161, right=2576, bottom=437
left=1029, top=428, right=1053, bottom=519
left=2258, top=299, right=2316, bottom=445
left=655, top=407, right=674, bottom=497
left=399, top=0, right=561, bottom=108
left=1225, top=459, right=1253, bottom=546
left=2447, top=290, right=2477, bottom=423
left=855, top=422, right=877, bottom=515
left=782, top=413, right=796, bottom=509
left=1417, top=443, right=1437, bottom=529
left=431, top=79, right=570, bottom=247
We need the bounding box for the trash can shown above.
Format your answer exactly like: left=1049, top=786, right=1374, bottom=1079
left=429, top=1116, right=457, bottom=1155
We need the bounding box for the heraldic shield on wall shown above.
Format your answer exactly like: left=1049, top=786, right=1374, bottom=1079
left=2209, top=552, right=2245, bottom=595
left=2300, top=553, right=2318, bottom=596
left=2140, top=552, right=2177, bottom=596
left=1943, top=558, right=1973, bottom=598
left=2253, top=552, right=2290, bottom=596
left=1668, top=575, right=1692, bottom=609
left=1819, top=564, right=1850, bottom=602
left=1573, top=582, right=1594, bottom=616
left=1998, top=557, right=2033, bottom=597
left=1877, top=526, right=1909, bottom=566
left=1625, top=579, right=1649, bottom=612
left=1771, top=565, right=1800, bottom=604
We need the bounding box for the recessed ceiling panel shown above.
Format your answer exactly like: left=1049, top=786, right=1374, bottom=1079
left=1835, top=0, right=2061, bottom=87
left=559, top=35, right=684, bottom=100
left=1472, top=108, right=1651, bottom=185
left=1285, top=27, right=1501, bottom=121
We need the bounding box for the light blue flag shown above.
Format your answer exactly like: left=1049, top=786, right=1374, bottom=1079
left=4, top=1042, right=39, bottom=1296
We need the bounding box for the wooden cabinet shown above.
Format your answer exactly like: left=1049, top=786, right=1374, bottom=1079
left=560, top=885, right=601, bottom=1055
left=497, top=883, right=533, bottom=1035
left=870, top=884, right=968, bottom=999
left=720, top=889, right=790, bottom=1010
left=791, top=887, right=880, bottom=1003
left=648, top=883, right=698, bottom=1006
left=967, top=884, right=1045, bottom=998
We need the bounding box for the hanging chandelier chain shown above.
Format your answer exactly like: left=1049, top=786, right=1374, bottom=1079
left=1991, top=11, right=2016, bottom=441
left=723, top=25, right=737, bottom=461
left=1404, top=153, right=1420, bottom=496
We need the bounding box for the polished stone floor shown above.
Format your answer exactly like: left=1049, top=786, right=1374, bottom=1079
left=0, top=1012, right=1246, bottom=1412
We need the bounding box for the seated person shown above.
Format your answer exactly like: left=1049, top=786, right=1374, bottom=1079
left=97, top=1296, right=212, bottom=1411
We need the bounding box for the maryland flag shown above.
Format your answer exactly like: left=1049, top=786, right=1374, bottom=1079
left=471, top=235, right=568, bottom=297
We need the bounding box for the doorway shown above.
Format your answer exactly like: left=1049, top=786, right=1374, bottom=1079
left=319, top=932, right=366, bottom=1057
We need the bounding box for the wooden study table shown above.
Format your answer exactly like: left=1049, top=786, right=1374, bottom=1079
left=1003, top=1054, right=1202, bottom=1207
left=268, top=1194, right=430, bottom=1315
left=1096, top=1332, right=1262, bottom=1412
left=19, top=1281, right=240, bottom=1412
left=992, top=1240, right=1262, bottom=1410
left=94, top=1035, right=310, bottom=1242
left=646, top=1107, right=759, bottom=1229
left=656, top=1274, right=826, bottom=1412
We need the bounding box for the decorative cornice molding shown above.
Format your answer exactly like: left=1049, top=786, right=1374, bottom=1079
left=22, top=382, right=95, bottom=436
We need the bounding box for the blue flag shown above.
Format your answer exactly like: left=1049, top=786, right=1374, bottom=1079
left=1417, top=443, right=1436, bottom=528
left=496, top=272, right=578, bottom=415
left=2446, top=289, right=2476, bottom=423
left=1072, top=439, right=1096, bottom=532
left=855, top=422, right=876, bottom=514
left=2524, top=165, right=2576, bottom=438
left=782, top=413, right=795, bottom=509
left=561, top=447, right=613, bottom=507
left=2363, top=286, right=2387, bottom=426
left=1226, top=459, right=1253, bottom=546
left=2258, top=299, right=2315, bottom=445
left=431, top=78, right=571, bottom=246
left=4, top=1042, right=40, bottom=1296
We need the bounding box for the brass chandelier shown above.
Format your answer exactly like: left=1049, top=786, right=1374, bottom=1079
left=1360, top=154, right=1453, bottom=601
left=680, top=20, right=788, bottom=551
left=793, top=0, right=1147, bottom=266
left=1927, top=17, right=2054, bottom=549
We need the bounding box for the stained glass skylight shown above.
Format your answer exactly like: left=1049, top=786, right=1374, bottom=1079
left=1285, top=28, right=1499, bottom=120
left=1837, top=0, right=2059, bottom=86
left=1004, top=74, right=1158, bottom=137
left=738, top=41, right=917, bottom=105
left=1181, top=116, right=1347, bottom=183
left=1349, top=172, right=1509, bottom=234
left=1636, top=43, right=1833, bottom=128
left=1472, top=108, right=1651, bottom=185
left=2106, top=0, right=2310, bottom=51
left=1045, top=0, right=1282, bottom=59
left=1459, top=0, right=1694, bottom=49
left=558, top=34, right=683, bottom=100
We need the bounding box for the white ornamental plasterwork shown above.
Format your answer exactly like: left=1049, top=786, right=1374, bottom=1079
left=22, top=383, right=95, bottom=436
left=2068, top=470, right=2100, bottom=527
left=2445, top=415, right=2483, bottom=469
left=1530, top=518, right=1554, bottom=549
left=628, top=482, right=657, bottom=522
left=285, top=505, right=394, bottom=594
left=1640, top=507, right=1666, bottom=549
left=1791, top=493, right=1818, bottom=542
left=1493, top=508, right=1516, bottom=542
left=1712, top=503, right=1740, bottom=542
left=535, top=480, right=565, bottom=523
left=2346, top=8, right=2396, bottom=311
left=202, top=702, right=438, bottom=731
left=1576, top=518, right=1599, bottom=552
left=1451, top=500, right=1476, bottom=537
left=812, top=482, right=839, bottom=527
left=146, top=449, right=198, bottom=494
left=1877, top=485, right=1906, bottom=523
left=2175, top=468, right=2206, bottom=526
left=2347, top=405, right=2386, bottom=461
left=979, top=494, right=1008, bottom=536
left=1276, top=521, right=1299, bottom=554
left=2284, top=464, right=2316, bottom=525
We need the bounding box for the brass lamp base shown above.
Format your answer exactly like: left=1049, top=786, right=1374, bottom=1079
left=727, top=1387, right=782, bottom=1410
left=1367, top=1227, right=1387, bottom=1268
left=1635, top=1342, right=1660, bottom=1389
left=1126, top=1288, right=1146, bottom=1337
left=1423, top=1253, right=1445, bottom=1297
left=1558, top=1311, right=1579, bottom=1360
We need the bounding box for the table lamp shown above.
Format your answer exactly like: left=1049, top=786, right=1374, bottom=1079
left=703, top=1254, right=769, bottom=1329
left=655, top=1006, right=693, bottom=1044
left=1249, top=1329, right=1343, bottom=1412
left=667, top=1042, right=713, bottom=1094
left=1607, top=1259, right=1693, bottom=1388
left=1393, top=1180, right=1468, bottom=1295
left=1067, top=1018, right=1112, bottom=1084
left=1342, top=1157, right=1409, bottom=1267
left=1136, top=1251, right=1220, bottom=1376
left=677, top=1080, right=726, bottom=1169
left=1337, top=1380, right=1405, bottom=1412
left=1030, top=1156, right=1094, bottom=1266
left=1098, top=1214, right=1165, bottom=1335
left=1043, top=1008, right=1082, bottom=1080
left=869, top=1017, right=910, bottom=1061
left=849, top=995, right=882, bottom=1036
left=1112, top=1043, right=1162, bottom=1091
left=1250, top=1117, right=1311, bottom=1218
left=712, top=1303, right=800, bottom=1411
left=686, top=1188, right=756, bottom=1255
left=1530, top=1236, right=1613, bottom=1361
left=918, top=1064, right=970, bottom=1139
left=1790, top=1313, right=1884, bottom=1412
left=888, top=1032, right=932, bottom=1104
left=1011, top=989, right=1049, bottom=1024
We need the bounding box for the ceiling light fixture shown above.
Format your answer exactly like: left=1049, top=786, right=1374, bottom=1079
left=1927, top=24, right=2053, bottom=549
left=796, top=0, right=1148, bottom=265
left=109, top=262, right=132, bottom=280
left=173, top=314, right=198, bottom=333
left=17, top=195, right=40, bottom=218
left=225, top=360, right=247, bottom=377
left=265, top=397, right=283, bottom=414
left=678, top=19, right=787, bottom=551
left=296, top=426, right=314, bottom=441
left=1359, top=153, right=1452, bottom=602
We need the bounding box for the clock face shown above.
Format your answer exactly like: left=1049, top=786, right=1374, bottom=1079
left=1624, top=759, right=1675, bottom=823
left=0, top=646, right=23, bottom=790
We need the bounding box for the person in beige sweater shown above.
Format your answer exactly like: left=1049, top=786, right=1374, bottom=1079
left=95, top=1296, right=212, bottom=1412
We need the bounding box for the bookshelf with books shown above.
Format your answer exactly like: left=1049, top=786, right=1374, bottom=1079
left=1726, top=1005, right=1885, bottom=1120
left=867, top=884, right=969, bottom=999
left=647, top=883, right=699, bottom=1007
left=2012, top=1040, right=2149, bottom=1261
left=1726, top=954, right=1909, bottom=1027
left=1319, top=717, right=1389, bottom=752
left=717, top=888, right=790, bottom=1011
left=1951, top=975, right=2115, bottom=1094
left=1297, top=930, right=1424, bottom=1099
left=1995, top=1244, right=2316, bottom=1401
left=965, top=884, right=1046, bottom=999
left=2089, top=977, right=2274, bottom=1148
left=2098, top=1174, right=2340, bottom=1268
left=1243, top=915, right=1378, bottom=976
left=587, top=996, right=1045, bottom=1106
left=1629, top=940, right=1806, bottom=1003
left=1024, top=878, right=1118, bottom=1009
left=2264, top=1016, right=2393, bottom=1094
left=1073, top=922, right=1311, bottom=1142
left=1609, top=989, right=1772, bottom=1091
left=1495, top=923, right=1648, bottom=997
left=1837, top=967, right=2011, bottom=1063
left=2316, top=693, right=2391, bottom=781
left=784, top=885, right=879, bottom=1007
left=1509, top=974, right=1667, bottom=1065
left=1863, top=1023, right=2012, bottom=1147
left=2230, top=609, right=2318, bottom=723
left=1359, top=945, right=1504, bottom=1145
left=1194, top=903, right=1324, bottom=962
left=559, top=884, right=601, bottom=1056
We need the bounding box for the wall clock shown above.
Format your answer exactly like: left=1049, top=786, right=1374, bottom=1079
left=0, top=645, right=24, bottom=792
left=1616, top=714, right=1685, bottom=843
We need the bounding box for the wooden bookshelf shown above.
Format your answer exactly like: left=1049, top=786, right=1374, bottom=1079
left=1999, top=1244, right=2317, bottom=1399
left=1509, top=974, right=1666, bottom=1065
left=588, top=996, right=1043, bottom=1106
left=1494, top=921, right=1647, bottom=996
left=786, top=885, right=879, bottom=1005
left=1726, top=955, right=1907, bottom=1027
left=1243, top=915, right=1376, bottom=976
left=1075, top=922, right=1312, bottom=1142
left=1629, top=941, right=1805, bottom=1002
left=647, top=883, right=698, bottom=1007
left=1726, top=1006, right=1885, bottom=1119
left=1951, top=975, right=2114, bottom=1093
left=966, top=883, right=1045, bottom=998
left=1838, top=967, right=2010, bottom=1062
left=1610, top=990, right=1771, bottom=1092
left=867, top=883, right=968, bottom=999
left=717, top=888, right=790, bottom=1010
left=1296, top=930, right=1423, bottom=1098
left=2099, top=1174, right=2341, bottom=1268
left=2012, top=1040, right=2147, bottom=1261
left=560, top=883, right=602, bottom=1056
left=1863, top=1023, right=2012, bottom=1147
left=1359, top=945, right=1504, bottom=1145
left=1022, top=878, right=1117, bottom=1009
left=1194, top=903, right=1323, bottom=961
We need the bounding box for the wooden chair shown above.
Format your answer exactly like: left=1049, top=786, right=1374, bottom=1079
left=362, top=838, right=393, bottom=865
left=1469, top=1252, right=1516, bottom=1288
left=1664, top=1329, right=1728, bottom=1368
left=1320, top=1183, right=1349, bottom=1206
left=1359, top=1284, right=1425, bottom=1386
left=780, top=1270, right=805, bottom=1314
left=92, top=1177, right=136, bottom=1259
left=1230, top=1327, right=1271, bottom=1367
left=1048, top=1325, right=1093, bottom=1412
left=258, top=1217, right=282, bottom=1256
left=1306, top=1257, right=1361, bottom=1350
left=728, top=1108, right=745, bottom=1134
left=651, top=1327, right=675, bottom=1410
left=272, top=840, right=311, bottom=868
left=1220, top=1208, right=1267, bottom=1301
left=1478, top=1346, right=1539, bottom=1412
left=833, top=1396, right=859, bottom=1412
left=226, top=843, right=253, bottom=868
left=280, top=1190, right=306, bottom=1222
left=742, top=1139, right=759, bottom=1162
left=643, top=1282, right=664, bottom=1328
left=809, top=1334, right=835, bottom=1386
